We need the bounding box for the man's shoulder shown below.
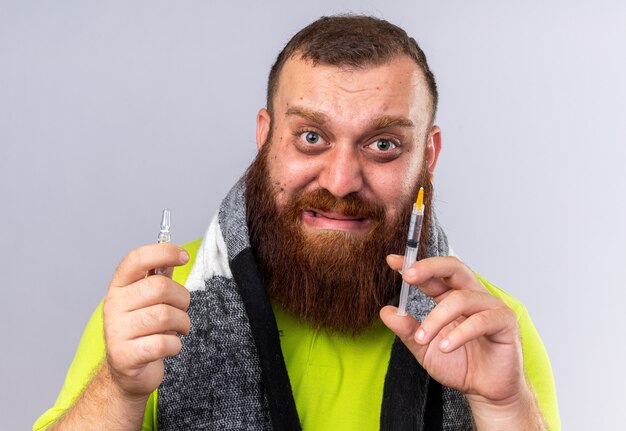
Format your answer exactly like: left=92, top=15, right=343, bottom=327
left=473, top=272, right=527, bottom=317
left=474, top=273, right=560, bottom=430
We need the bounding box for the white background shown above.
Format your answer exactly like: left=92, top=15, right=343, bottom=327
left=2, top=1, right=625, bottom=429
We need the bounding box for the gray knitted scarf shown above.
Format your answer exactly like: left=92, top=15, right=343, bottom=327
left=158, top=179, right=473, bottom=430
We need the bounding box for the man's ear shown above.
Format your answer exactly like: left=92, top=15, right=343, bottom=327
left=425, top=125, right=442, bottom=178
left=256, top=108, right=271, bottom=151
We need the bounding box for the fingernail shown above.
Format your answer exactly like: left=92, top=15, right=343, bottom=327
left=405, top=268, right=417, bottom=278
left=179, top=249, right=190, bottom=262
left=440, top=338, right=450, bottom=351
left=416, top=328, right=426, bottom=342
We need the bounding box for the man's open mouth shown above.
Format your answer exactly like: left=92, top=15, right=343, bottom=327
left=306, top=209, right=365, bottom=220
left=302, top=209, right=370, bottom=232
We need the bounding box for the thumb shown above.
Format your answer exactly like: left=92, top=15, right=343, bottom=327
left=380, top=305, right=420, bottom=342
left=380, top=306, right=426, bottom=362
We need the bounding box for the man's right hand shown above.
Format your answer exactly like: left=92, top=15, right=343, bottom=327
left=103, top=243, right=191, bottom=401
left=50, top=244, right=191, bottom=430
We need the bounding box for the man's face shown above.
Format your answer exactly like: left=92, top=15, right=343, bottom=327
left=248, top=55, right=442, bottom=333
left=256, top=55, right=441, bottom=234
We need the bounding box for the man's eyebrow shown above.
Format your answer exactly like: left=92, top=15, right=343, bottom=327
left=373, top=115, right=415, bottom=129
left=285, top=108, right=415, bottom=130
left=285, top=107, right=329, bottom=124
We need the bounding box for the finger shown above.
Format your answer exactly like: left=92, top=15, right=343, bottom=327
left=438, top=307, right=518, bottom=353
left=386, top=254, right=405, bottom=271
left=388, top=254, right=452, bottom=299
left=388, top=255, right=484, bottom=293
left=127, top=334, right=183, bottom=366
left=380, top=305, right=421, bottom=341
left=111, top=244, right=190, bottom=288
left=406, top=256, right=483, bottom=290
left=415, top=278, right=457, bottom=300
left=415, top=290, right=503, bottom=345
left=122, top=276, right=191, bottom=312
left=126, top=304, right=191, bottom=338
left=380, top=306, right=429, bottom=364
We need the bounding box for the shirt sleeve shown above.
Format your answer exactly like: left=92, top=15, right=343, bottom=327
left=475, top=273, right=561, bottom=431
left=31, top=300, right=158, bottom=431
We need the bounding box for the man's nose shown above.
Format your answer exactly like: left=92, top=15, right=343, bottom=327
left=317, top=146, right=364, bottom=198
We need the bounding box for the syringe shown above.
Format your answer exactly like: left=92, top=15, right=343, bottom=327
left=396, top=188, right=425, bottom=316
left=154, top=208, right=171, bottom=276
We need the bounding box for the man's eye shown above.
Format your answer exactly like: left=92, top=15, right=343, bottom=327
left=301, top=131, right=321, bottom=144
left=370, top=139, right=396, bottom=151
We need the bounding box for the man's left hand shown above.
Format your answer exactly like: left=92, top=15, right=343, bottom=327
left=380, top=255, right=545, bottom=429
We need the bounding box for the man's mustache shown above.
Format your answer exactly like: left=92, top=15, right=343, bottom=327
left=286, top=189, right=386, bottom=221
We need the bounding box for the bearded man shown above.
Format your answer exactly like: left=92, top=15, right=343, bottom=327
left=35, top=15, right=559, bottom=431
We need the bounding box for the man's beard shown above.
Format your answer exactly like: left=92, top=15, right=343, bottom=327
left=245, top=143, right=433, bottom=335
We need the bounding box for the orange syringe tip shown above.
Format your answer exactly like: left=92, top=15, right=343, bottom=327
left=416, top=187, right=424, bottom=211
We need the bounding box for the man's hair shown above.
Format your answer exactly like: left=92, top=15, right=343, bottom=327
left=266, top=14, right=438, bottom=122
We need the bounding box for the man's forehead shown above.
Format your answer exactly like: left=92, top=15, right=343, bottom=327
left=279, top=54, right=424, bottom=83
left=275, top=55, right=432, bottom=129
